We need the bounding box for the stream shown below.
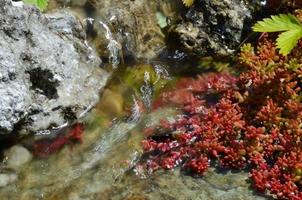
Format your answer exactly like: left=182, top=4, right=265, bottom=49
left=0, top=63, right=266, bottom=200
left=0, top=0, right=268, bottom=199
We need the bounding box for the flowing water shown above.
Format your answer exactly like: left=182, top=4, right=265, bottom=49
left=0, top=2, right=268, bottom=200
left=0, top=63, right=266, bottom=200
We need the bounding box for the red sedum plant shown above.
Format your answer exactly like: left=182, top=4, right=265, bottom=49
left=33, top=123, right=84, bottom=158
left=138, top=35, right=302, bottom=199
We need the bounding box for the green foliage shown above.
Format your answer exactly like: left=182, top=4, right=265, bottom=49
left=253, top=14, right=302, bottom=56
left=240, top=43, right=254, bottom=54
left=197, top=57, right=235, bottom=74
left=23, top=0, right=48, bottom=11
left=123, top=65, right=169, bottom=97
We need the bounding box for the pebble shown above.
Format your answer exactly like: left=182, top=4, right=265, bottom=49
left=4, top=145, right=33, bottom=170
left=0, top=173, right=17, bottom=187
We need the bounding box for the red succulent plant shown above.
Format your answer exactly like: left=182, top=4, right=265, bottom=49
left=138, top=35, right=302, bottom=199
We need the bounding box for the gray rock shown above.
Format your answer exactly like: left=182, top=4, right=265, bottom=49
left=168, top=0, right=259, bottom=57
left=0, top=0, right=109, bottom=135
left=4, top=145, right=32, bottom=170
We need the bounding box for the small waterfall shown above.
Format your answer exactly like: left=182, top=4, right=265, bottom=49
left=140, top=64, right=172, bottom=111
left=154, top=64, right=171, bottom=82
left=140, top=71, right=153, bottom=111
left=98, top=21, right=121, bottom=68
left=73, top=96, right=143, bottom=174
left=84, top=17, right=121, bottom=68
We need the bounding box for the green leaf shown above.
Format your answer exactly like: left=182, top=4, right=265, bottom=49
left=253, top=14, right=302, bottom=32
left=23, top=0, right=48, bottom=11
left=276, top=29, right=302, bottom=55
left=253, top=14, right=302, bottom=56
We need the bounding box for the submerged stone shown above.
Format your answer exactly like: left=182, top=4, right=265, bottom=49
left=4, top=145, right=32, bottom=170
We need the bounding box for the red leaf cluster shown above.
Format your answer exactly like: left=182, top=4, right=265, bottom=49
left=138, top=36, right=302, bottom=199
left=32, top=123, right=84, bottom=158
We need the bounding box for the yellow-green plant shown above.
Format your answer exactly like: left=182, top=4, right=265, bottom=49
left=253, top=14, right=302, bottom=56
left=182, top=0, right=195, bottom=7
left=23, top=0, right=48, bottom=11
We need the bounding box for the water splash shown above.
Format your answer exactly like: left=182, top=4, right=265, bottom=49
left=98, top=21, right=121, bottom=68
left=140, top=72, right=153, bottom=110
left=139, top=65, right=172, bottom=111
left=74, top=96, right=143, bottom=173
left=154, top=64, right=171, bottom=82
left=84, top=17, right=121, bottom=68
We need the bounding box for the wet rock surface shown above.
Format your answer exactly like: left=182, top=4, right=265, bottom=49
left=52, top=0, right=261, bottom=59
left=168, top=0, right=259, bottom=57
left=54, top=0, right=168, bottom=61
left=94, top=0, right=166, bottom=60
left=0, top=0, right=109, bottom=135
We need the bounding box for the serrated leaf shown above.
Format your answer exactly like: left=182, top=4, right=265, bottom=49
left=253, top=14, right=302, bottom=55
left=253, top=14, right=302, bottom=32
left=23, top=0, right=48, bottom=11
left=276, top=29, right=302, bottom=55
left=182, top=0, right=195, bottom=7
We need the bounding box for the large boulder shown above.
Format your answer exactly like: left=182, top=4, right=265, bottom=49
left=168, top=0, right=260, bottom=57
left=0, top=0, right=110, bottom=135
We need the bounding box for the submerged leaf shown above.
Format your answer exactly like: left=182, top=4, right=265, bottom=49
left=253, top=14, right=302, bottom=56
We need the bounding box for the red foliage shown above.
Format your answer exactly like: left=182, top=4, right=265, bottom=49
left=138, top=36, right=302, bottom=199
left=32, top=123, right=84, bottom=158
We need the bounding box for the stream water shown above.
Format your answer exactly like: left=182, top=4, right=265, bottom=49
left=0, top=1, right=269, bottom=200
left=0, top=63, right=266, bottom=200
